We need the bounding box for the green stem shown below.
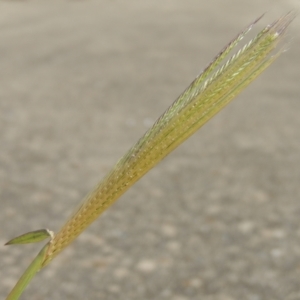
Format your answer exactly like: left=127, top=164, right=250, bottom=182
left=6, top=243, right=49, bottom=300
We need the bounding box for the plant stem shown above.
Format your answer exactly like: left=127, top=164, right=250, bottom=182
left=6, top=243, right=49, bottom=300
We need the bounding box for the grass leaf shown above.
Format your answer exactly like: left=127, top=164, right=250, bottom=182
left=5, top=229, right=53, bottom=246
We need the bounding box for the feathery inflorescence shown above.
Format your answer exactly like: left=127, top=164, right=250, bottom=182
left=39, top=12, right=295, bottom=268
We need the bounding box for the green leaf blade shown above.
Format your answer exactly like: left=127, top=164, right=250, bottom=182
left=5, top=229, right=54, bottom=245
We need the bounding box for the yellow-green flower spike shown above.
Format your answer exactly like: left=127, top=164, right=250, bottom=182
left=5, top=12, right=295, bottom=300
left=41, top=12, right=296, bottom=268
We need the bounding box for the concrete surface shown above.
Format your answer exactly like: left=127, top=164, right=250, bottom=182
left=0, top=1, right=300, bottom=299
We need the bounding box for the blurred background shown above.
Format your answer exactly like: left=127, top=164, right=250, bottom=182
left=0, top=1, right=299, bottom=299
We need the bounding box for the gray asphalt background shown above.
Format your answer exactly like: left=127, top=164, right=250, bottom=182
left=1, top=1, right=300, bottom=299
